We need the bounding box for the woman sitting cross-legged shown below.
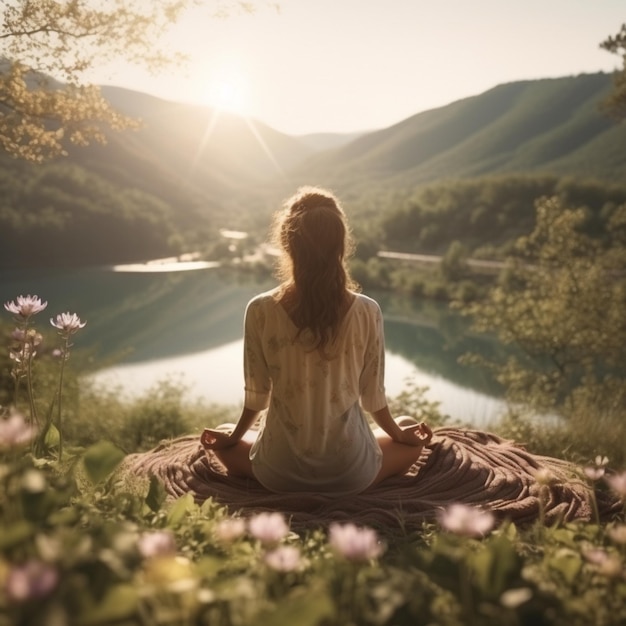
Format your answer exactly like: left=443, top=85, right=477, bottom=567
left=201, top=186, right=432, bottom=495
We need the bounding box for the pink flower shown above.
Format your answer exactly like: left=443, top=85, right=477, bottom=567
left=214, top=518, right=246, bottom=542
left=4, top=295, right=48, bottom=319
left=50, top=312, right=86, bottom=335
left=583, top=548, right=623, bottom=578
left=264, top=546, right=302, bottom=572
left=328, top=523, right=384, bottom=561
left=0, top=412, right=35, bottom=449
left=138, top=531, right=177, bottom=559
left=439, top=503, right=495, bottom=538
left=5, top=560, right=58, bottom=602
left=605, top=471, right=626, bottom=499
left=248, top=512, right=289, bottom=544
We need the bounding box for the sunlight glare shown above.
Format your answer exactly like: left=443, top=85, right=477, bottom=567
left=203, top=72, right=247, bottom=114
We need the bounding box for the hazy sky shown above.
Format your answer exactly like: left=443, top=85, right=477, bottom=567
left=92, top=0, right=625, bottom=136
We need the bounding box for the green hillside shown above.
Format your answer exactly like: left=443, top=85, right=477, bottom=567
left=289, top=73, right=624, bottom=192
left=0, top=89, right=314, bottom=268
left=2, top=72, right=624, bottom=269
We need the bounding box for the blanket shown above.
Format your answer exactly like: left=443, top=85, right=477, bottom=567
left=115, top=427, right=622, bottom=529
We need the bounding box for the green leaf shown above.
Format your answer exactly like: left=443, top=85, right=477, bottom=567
left=470, top=534, right=519, bottom=598
left=83, top=441, right=126, bottom=483
left=79, top=584, right=139, bottom=625
left=546, top=548, right=582, bottom=585
left=45, top=423, right=60, bottom=447
left=259, top=582, right=334, bottom=626
left=166, top=492, right=196, bottom=527
left=145, top=475, right=167, bottom=512
left=0, top=521, right=35, bottom=549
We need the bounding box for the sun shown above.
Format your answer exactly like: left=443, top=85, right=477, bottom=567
left=202, top=72, right=248, bottom=115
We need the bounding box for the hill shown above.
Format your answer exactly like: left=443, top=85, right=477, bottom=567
left=2, top=72, right=625, bottom=269
left=288, top=73, right=625, bottom=194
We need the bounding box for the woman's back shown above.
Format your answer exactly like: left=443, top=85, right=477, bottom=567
left=244, top=290, right=388, bottom=495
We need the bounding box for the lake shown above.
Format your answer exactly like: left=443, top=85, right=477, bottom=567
left=1, top=264, right=508, bottom=425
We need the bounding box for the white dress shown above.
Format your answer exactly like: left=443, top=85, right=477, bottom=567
left=243, top=289, right=387, bottom=496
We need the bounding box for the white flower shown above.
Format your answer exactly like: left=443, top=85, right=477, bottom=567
left=248, top=512, right=290, bottom=544
left=500, top=587, right=533, bottom=608
left=50, top=312, right=86, bottom=335
left=264, top=546, right=302, bottom=572
left=439, top=503, right=495, bottom=538
left=4, top=295, right=47, bottom=319
left=214, top=518, right=246, bottom=542
left=595, top=455, right=609, bottom=468
left=328, top=522, right=385, bottom=561
left=0, top=412, right=35, bottom=449
left=138, top=531, right=177, bottom=559
left=583, top=466, right=605, bottom=481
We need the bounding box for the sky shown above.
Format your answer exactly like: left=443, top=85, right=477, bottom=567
left=91, top=0, right=625, bottom=136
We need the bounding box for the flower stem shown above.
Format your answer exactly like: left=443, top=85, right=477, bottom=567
left=55, top=337, right=69, bottom=461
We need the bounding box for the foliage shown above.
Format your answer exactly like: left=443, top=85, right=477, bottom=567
left=0, top=158, right=184, bottom=267
left=0, top=0, right=267, bottom=162
left=0, top=0, right=180, bottom=161
left=459, top=196, right=626, bottom=422
left=0, top=432, right=625, bottom=625
left=378, top=175, right=626, bottom=257
left=601, top=23, right=626, bottom=120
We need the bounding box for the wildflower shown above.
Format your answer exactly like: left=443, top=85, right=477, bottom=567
left=214, top=517, right=246, bottom=543
left=439, top=503, right=495, bottom=538
left=584, top=466, right=605, bottom=481
left=138, top=531, right=177, bottom=559
left=5, top=560, right=58, bottom=602
left=605, top=471, right=626, bottom=499
left=248, top=512, right=290, bottom=544
left=4, top=295, right=48, bottom=319
left=50, top=312, right=86, bottom=335
left=328, top=522, right=385, bottom=561
left=607, top=524, right=626, bottom=545
left=0, top=411, right=35, bottom=449
left=264, top=546, right=302, bottom=572
left=500, top=587, right=533, bottom=609
left=595, top=455, right=609, bottom=468
left=583, top=548, right=623, bottom=578
left=533, top=467, right=558, bottom=486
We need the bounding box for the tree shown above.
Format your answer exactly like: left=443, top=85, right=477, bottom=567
left=0, top=1, right=259, bottom=162
left=461, top=196, right=626, bottom=417
left=601, top=23, right=626, bottom=120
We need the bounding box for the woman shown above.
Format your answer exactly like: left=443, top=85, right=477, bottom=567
left=201, top=186, right=432, bottom=495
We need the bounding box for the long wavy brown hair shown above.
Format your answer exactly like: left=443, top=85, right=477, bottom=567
left=272, top=186, right=359, bottom=351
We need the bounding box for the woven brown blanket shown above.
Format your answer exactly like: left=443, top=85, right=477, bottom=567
left=115, top=427, right=622, bottom=529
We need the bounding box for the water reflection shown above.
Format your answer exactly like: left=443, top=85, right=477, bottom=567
left=1, top=267, right=510, bottom=423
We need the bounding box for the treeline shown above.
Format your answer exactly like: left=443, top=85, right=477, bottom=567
left=0, top=157, right=215, bottom=268
left=344, top=174, right=626, bottom=302
left=373, top=174, right=626, bottom=257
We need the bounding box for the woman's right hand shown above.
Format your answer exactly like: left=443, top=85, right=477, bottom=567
left=201, top=428, right=237, bottom=450
left=394, top=422, right=433, bottom=447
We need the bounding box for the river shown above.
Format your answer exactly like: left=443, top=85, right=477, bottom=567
left=1, top=263, right=508, bottom=425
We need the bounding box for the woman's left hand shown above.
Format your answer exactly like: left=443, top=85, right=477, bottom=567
left=201, top=428, right=237, bottom=450
left=395, top=422, right=433, bottom=447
